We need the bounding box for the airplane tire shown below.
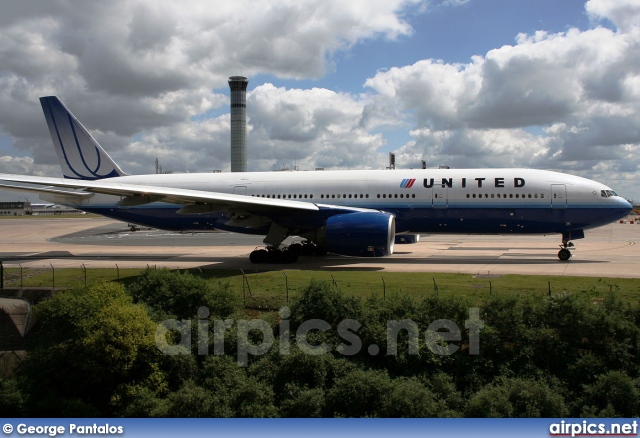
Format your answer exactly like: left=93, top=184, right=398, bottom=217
left=288, top=243, right=303, bottom=256
left=250, top=249, right=268, bottom=264
left=250, top=248, right=299, bottom=264
left=558, top=248, right=572, bottom=261
left=281, top=249, right=299, bottom=264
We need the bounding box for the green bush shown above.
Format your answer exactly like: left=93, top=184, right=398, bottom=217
left=466, top=377, right=568, bottom=417
left=325, top=368, right=393, bottom=417
left=578, top=371, right=639, bottom=417
left=127, top=268, right=241, bottom=319
left=19, top=282, right=167, bottom=416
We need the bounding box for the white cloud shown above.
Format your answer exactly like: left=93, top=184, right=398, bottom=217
left=0, top=0, right=420, bottom=177
left=586, top=0, right=640, bottom=33
left=1, top=0, right=640, bottom=200
left=363, top=0, right=640, bottom=197
left=247, top=84, right=385, bottom=170
left=124, top=114, right=231, bottom=174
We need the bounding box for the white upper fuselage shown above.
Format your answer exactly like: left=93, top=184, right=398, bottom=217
left=75, top=168, right=624, bottom=210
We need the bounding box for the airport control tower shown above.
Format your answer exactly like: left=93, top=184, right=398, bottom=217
left=228, top=76, right=248, bottom=172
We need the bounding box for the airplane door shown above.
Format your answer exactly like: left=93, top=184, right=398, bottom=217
left=233, top=186, right=247, bottom=195
left=432, top=188, right=448, bottom=208
left=551, top=184, right=567, bottom=208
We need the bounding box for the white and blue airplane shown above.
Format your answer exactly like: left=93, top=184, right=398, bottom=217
left=0, top=96, right=632, bottom=263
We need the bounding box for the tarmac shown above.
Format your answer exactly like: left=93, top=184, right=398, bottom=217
left=0, top=216, right=639, bottom=277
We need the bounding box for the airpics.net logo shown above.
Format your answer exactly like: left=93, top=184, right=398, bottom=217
left=549, top=420, right=638, bottom=437
left=154, top=306, right=484, bottom=367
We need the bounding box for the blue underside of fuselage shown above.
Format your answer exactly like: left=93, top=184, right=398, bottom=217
left=79, top=203, right=631, bottom=238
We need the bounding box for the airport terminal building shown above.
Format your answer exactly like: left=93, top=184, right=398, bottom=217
left=0, top=202, right=28, bottom=216
left=0, top=202, right=82, bottom=216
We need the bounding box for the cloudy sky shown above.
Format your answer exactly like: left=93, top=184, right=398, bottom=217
left=0, top=0, right=639, bottom=201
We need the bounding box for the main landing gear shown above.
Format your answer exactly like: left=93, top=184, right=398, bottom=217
left=250, top=246, right=299, bottom=264
left=558, top=240, right=574, bottom=261
left=249, top=241, right=328, bottom=264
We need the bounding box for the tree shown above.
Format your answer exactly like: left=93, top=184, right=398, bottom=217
left=18, top=282, right=167, bottom=416
left=127, top=268, right=240, bottom=320
left=578, top=371, right=639, bottom=417
left=290, top=280, right=362, bottom=326
left=119, top=387, right=169, bottom=417
left=378, top=377, right=439, bottom=417
left=279, top=384, right=325, bottom=417
left=166, top=380, right=214, bottom=417
left=466, top=377, right=568, bottom=418
left=325, top=369, right=393, bottom=417
left=248, top=344, right=357, bottom=398
left=0, top=376, right=25, bottom=417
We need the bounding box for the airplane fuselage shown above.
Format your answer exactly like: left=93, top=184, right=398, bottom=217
left=43, top=168, right=631, bottom=238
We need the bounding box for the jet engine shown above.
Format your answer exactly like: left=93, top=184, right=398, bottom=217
left=322, top=211, right=395, bottom=257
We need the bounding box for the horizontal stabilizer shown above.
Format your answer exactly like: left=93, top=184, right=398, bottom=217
left=0, top=182, right=93, bottom=198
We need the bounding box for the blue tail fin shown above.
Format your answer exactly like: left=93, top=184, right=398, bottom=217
left=40, top=96, right=127, bottom=180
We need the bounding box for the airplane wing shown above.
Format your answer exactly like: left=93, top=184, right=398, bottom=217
left=0, top=182, right=94, bottom=199
left=0, top=174, right=322, bottom=214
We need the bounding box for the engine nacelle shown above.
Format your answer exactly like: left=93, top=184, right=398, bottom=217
left=324, top=212, right=395, bottom=257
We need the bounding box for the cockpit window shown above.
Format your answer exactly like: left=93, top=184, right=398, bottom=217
left=608, top=190, right=618, bottom=197
left=601, top=190, right=608, bottom=197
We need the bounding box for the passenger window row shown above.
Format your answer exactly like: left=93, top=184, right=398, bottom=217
left=466, top=193, right=545, bottom=199
left=321, top=194, right=370, bottom=199
left=252, top=194, right=314, bottom=199
left=250, top=193, right=420, bottom=200
left=377, top=194, right=416, bottom=199
left=250, top=192, right=547, bottom=200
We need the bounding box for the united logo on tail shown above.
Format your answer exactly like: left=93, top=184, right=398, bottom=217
left=40, top=96, right=127, bottom=180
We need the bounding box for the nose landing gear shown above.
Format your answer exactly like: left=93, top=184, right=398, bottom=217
left=558, top=241, right=574, bottom=261
left=558, top=230, right=584, bottom=261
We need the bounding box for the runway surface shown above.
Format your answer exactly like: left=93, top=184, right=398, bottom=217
left=0, top=217, right=639, bottom=277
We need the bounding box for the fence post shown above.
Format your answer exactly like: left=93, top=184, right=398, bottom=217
left=241, top=269, right=245, bottom=305
left=50, top=263, right=55, bottom=289
left=382, top=277, right=386, bottom=300
left=433, top=278, right=438, bottom=293
left=116, top=264, right=120, bottom=281
left=19, top=264, right=23, bottom=289
left=240, top=269, right=252, bottom=297
left=82, top=264, right=87, bottom=286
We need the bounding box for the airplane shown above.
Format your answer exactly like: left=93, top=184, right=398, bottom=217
left=0, top=96, right=632, bottom=263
